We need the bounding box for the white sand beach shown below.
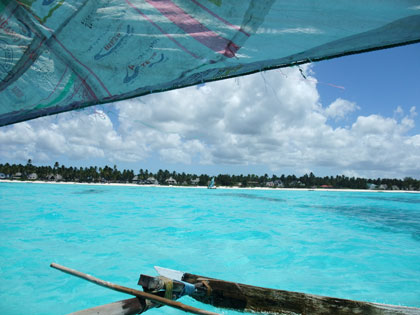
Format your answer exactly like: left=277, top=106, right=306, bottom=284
left=1, top=179, right=419, bottom=193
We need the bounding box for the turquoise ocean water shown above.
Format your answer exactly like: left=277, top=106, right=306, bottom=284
left=0, top=182, right=419, bottom=314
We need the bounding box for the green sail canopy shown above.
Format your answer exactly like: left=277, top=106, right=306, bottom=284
left=1, top=0, right=420, bottom=126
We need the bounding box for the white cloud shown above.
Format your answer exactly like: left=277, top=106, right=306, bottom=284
left=0, top=66, right=419, bottom=178
left=325, top=98, right=359, bottom=120
left=394, top=105, right=404, bottom=117
left=410, top=106, right=418, bottom=117
left=0, top=109, right=146, bottom=163
left=351, top=115, right=397, bottom=135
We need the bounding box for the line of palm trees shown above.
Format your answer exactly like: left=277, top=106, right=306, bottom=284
left=0, top=160, right=418, bottom=190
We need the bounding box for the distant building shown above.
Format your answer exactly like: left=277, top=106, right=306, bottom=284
left=47, top=174, right=62, bottom=181
left=266, top=181, right=275, bottom=187
left=391, top=185, right=400, bottom=190
left=28, top=173, right=38, bottom=180
left=165, top=177, right=177, bottom=185
left=409, top=185, right=417, bottom=191
left=190, top=178, right=200, bottom=185
left=273, top=180, right=284, bottom=188
left=367, top=183, right=377, bottom=190
left=12, top=172, right=22, bottom=179
left=145, top=177, right=159, bottom=185
left=0, top=173, right=6, bottom=179
left=289, top=180, right=298, bottom=187
left=378, top=184, right=388, bottom=190
left=132, top=175, right=141, bottom=184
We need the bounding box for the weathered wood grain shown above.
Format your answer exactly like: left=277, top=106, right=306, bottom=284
left=182, top=273, right=420, bottom=315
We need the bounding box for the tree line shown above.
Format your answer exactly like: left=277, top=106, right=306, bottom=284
left=0, top=160, right=419, bottom=190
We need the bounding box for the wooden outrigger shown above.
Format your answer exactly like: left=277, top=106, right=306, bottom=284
left=51, top=263, right=420, bottom=315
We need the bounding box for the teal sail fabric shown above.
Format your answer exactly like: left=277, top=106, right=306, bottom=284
left=1, top=0, right=420, bottom=126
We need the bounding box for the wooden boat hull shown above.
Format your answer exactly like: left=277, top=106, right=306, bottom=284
left=51, top=263, right=420, bottom=315
left=154, top=267, right=420, bottom=315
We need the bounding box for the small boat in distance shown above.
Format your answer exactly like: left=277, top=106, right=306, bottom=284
left=208, top=177, right=216, bottom=189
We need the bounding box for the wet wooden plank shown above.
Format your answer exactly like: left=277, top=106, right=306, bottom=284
left=182, top=273, right=420, bottom=315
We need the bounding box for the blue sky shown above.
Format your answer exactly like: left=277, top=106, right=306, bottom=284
left=0, top=43, right=419, bottom=179
left=314, top=43, right=420, bottom=135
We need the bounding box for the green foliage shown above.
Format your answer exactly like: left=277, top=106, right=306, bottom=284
left=0, top=163, right=418, bottom=190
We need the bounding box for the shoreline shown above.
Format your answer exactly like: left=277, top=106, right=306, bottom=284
left=1, top=179, right=419, bottom=194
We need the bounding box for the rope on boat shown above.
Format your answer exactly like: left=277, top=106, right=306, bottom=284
left=201, top=280, right=212, bottom=297
left=162, top=277, right=173, bottom=300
